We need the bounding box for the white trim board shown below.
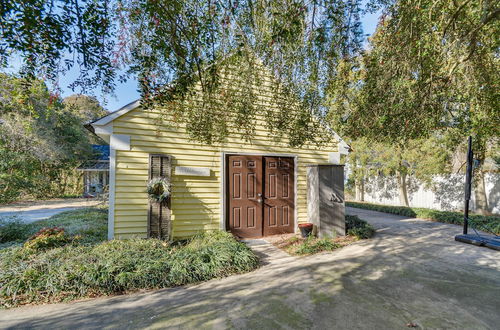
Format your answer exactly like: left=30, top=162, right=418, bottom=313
left=107, top=147, right=116, bottom=240
left=220, top=152, right=299, bottom=235
left=92, top=100, right=141, bottom=126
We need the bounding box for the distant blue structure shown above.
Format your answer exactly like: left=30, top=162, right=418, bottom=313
left=78, top=145, right=110, bottom=196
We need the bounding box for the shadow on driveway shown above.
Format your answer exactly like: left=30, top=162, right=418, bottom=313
left=1, top=208, right=498, bottom=329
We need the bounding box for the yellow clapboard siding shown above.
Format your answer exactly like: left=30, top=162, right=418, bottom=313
left=115, top=222, right=147, bottom=229
left=115, top=199, right=148, bottom=205
left=114, top=226, right=147, bottom=232
left=115, top=186, right=221, bottom=193
left=115, top=192, right=221, bottom=199
left=115, top=175, right=148, bottom=181
left=113, top=204, right=149, bottom=211
left=114, top=124, right=313, bottom=144
left=171, top=198, right=221, bottom=205
left=173, top=224, right=220, bottom=231
left=115, top=210, right=148, bottom=216
left=173, top=213, right=219, bottom=220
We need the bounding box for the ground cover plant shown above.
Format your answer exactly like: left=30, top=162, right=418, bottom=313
left=0, top=230, right=258, bottom=308
left=346, top=201, right=500, bottom=235
left=274, top=215, right=375, bottom=256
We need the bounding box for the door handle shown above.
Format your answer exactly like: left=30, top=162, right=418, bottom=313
left=257, top=198, right=263, bottom=203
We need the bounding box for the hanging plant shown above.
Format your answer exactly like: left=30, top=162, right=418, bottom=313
left=147, top=177, right=171, bottom=204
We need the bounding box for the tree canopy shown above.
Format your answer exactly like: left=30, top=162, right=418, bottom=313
left=328, top=0, right=499, bottom=146
left=1, top=0, right=498, bottom=149
left=1, top=0, right=366, bottom=145
left=0, top=74, right=102, bottom=202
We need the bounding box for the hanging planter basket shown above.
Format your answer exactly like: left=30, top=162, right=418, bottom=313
left=147, top=177, right=171, bottom=204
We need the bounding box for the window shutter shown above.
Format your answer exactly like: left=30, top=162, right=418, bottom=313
left=149, top=154, right=171, bottom=179
left=148, top=154, right=172, bottom=240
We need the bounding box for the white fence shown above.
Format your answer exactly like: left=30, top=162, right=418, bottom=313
left=361, top=174, right=500, bottom=214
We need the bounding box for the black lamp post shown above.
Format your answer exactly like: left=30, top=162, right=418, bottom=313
left=463, top=136, right=473, bottom=235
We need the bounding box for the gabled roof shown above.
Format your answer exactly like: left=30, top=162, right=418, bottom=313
left=89, top=99, right=141, bottom=127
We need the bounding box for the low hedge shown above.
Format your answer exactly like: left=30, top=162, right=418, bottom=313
left=346, top=201, right=500, bottom=235
left=345, top=215, right=376, bottom=239
left=0, top=231, right=258, bottom=308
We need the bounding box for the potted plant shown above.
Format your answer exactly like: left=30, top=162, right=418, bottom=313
left=298, top=223, right=314, bottom=238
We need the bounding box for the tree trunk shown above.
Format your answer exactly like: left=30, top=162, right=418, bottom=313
left=355, top=177, right=365, bottom=201
left=397, top=171, right=410, bottom=207
left=472, top=140, right=490, bottom=215
left=473, top=168, right=490, bottom=215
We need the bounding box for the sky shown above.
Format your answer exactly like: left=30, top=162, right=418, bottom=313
left=8, top=8, right=381, bottom=113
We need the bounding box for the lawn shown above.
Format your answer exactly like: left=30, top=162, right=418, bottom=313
left=0, top=208, right=108, bottom=247
left=0, top=208, right=259, bottom=308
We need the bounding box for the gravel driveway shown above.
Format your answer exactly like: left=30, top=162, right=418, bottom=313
left=0, top=207, right=498, bottom=329
left=0, top=199, right=103, bottom=223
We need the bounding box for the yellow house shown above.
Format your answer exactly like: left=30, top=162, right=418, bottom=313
left=88, top=65, right=349, bottom=240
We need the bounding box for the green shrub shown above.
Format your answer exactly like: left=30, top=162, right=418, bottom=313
left=346, top=201, right=500, bottom=235
left=345, top=214, right=376, bottom=239
left=348, top=226, right=375, bottom=239
left=0, top=217, right=31, bottom=243
left=294, top=237, right=339, bottom=255
left=24, top=227, right=74, bottom=251
left=0, top=231, right=258, bottom=308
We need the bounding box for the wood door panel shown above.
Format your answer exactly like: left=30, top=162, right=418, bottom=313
left=227, top=155, right=294, bottom=238
left=263, top=157, right=295, bottom=236
left=227, top=155, right=263, bottom=238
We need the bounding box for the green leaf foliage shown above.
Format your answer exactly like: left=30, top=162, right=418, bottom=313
left=1, top=0, right=366, bottom=146
left=0, top=74, right=105, bottom=202
left=329, top=0, right=499, bottom=145
left=345, top=214, right=376, bottom=239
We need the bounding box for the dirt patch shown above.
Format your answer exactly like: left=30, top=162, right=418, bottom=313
left=270, top=234, right=359, bottom=255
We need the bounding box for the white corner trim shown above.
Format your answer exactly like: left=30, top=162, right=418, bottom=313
left=110, top=134, right=131, bottom=151
left=220, top=152, right=226, bottom=231
left=92, top=100, right=141, bottom=126
left=93, top=122, right=113, bottom=136
left=108, top=147, right=116, bottom=240
left=293, top=155, right=298, bottom=234
left=323, top=126, right=350, bottom=155
left=328, top=152, right=341, bottom=165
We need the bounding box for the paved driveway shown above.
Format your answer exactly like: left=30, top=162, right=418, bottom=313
left=1, top=208, right=499, bottom=329
left=0, top=199, right=102, bottom=223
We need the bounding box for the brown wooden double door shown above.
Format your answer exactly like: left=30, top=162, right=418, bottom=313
left=227, top=155, right=294, bottom=238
